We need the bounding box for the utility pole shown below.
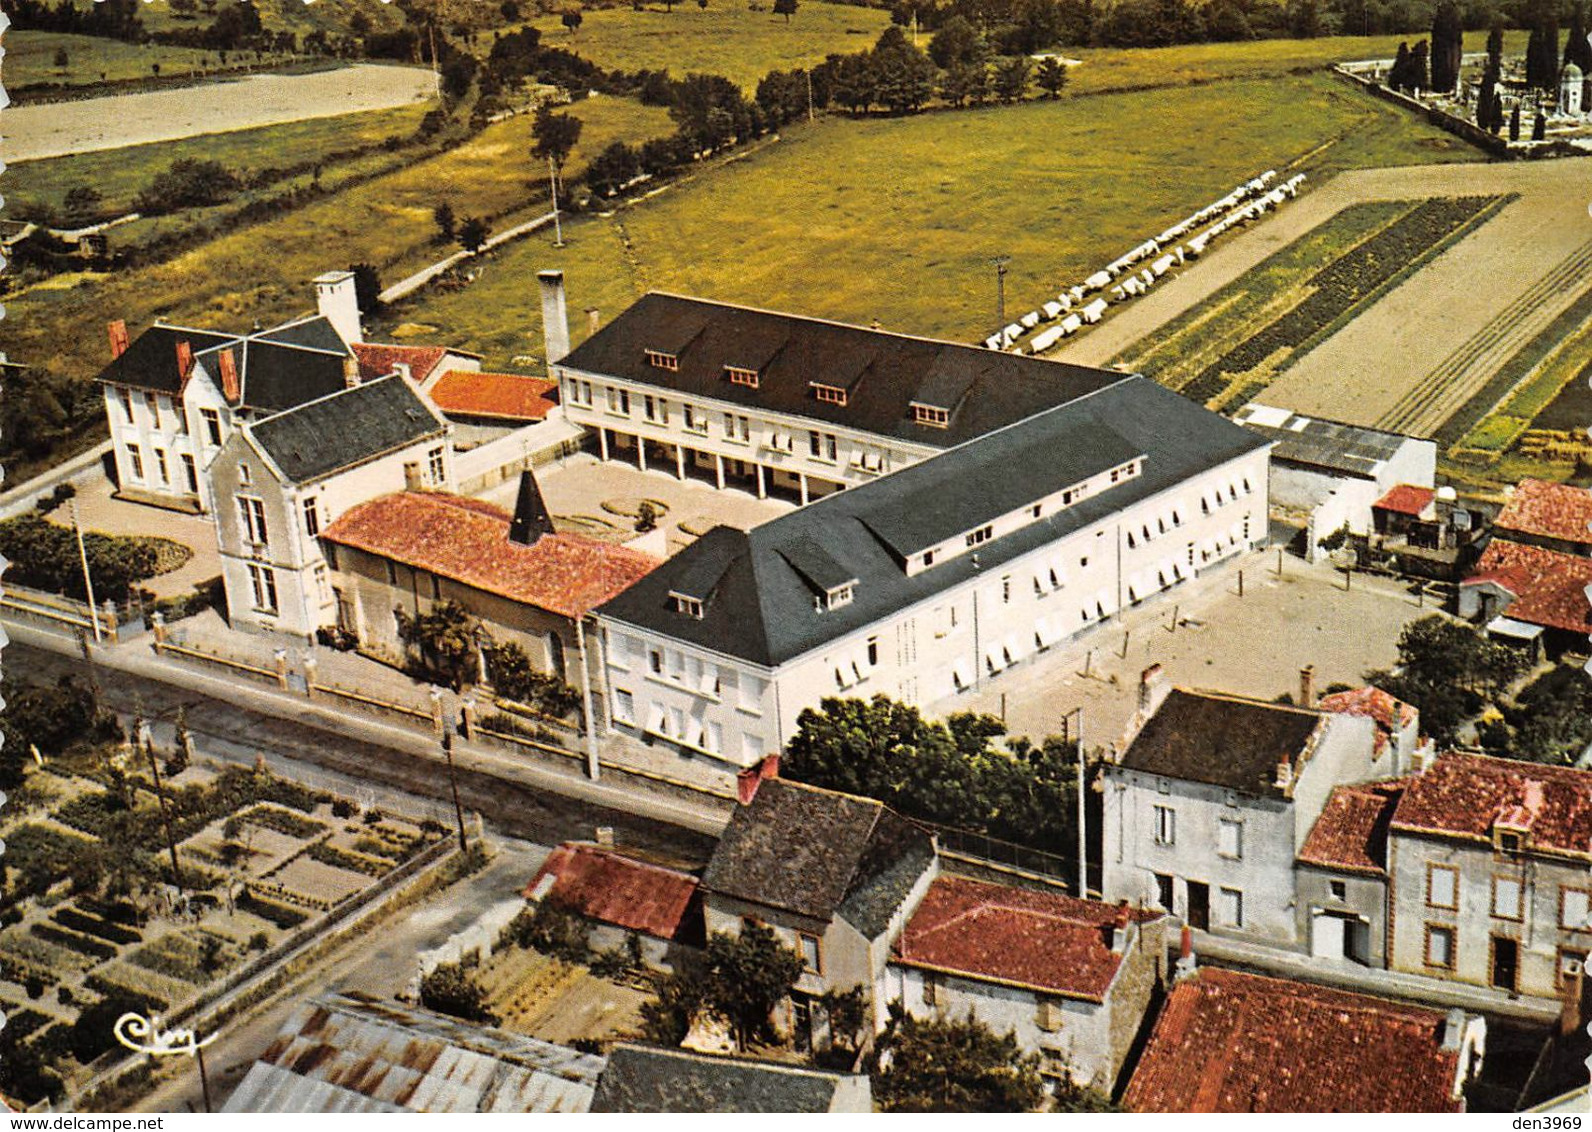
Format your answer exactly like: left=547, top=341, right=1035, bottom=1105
left=1074, top=707, right=1087, bottom=899
left=548, top=155, right=564, bottom=247
left=70, top=498, right=102, bottom=643
left=442, top=730, right=469, bottom=855
left=991, top=255, right=1010, bottom=331
left=140, top=721, right=184, bottom=893
left=806, top=69, right=815, bottom=122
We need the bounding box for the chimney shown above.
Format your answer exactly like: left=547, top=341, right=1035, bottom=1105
left=1110, top=902, right=1130, bottom=954
left=404, top=461, right=422, bottom=491
left=759, top=752, right=780, bottom=780
left=175, top=338, right=194, bottom=381
left=1299, top=664, right=1316, bottom=707
left=218, top=347, right=240, bottom=403
left=1273, top=757, right=1295, bottom=795
left=595, top=825, right=615, bottom=847
left=586, top=307, right=601, bottom=338
left=1441, top=1008, right=1467, bottom=1051
left=314, top=270, right=362, bottom=346
left=1560, top=959, right=1585, bottom=1037
left=736, top=765, right=764, bottom=805
left=538, top=270, right=571, bottom=366
left=343, top=353, right=361, bottom=389
left=107, top=319, right=130, bottom=360
left=1138, top=664, right=1170, bottom=716
left=1174, top=923, right=1197, bottom=982
left=507, top=470, right=555, bottom=546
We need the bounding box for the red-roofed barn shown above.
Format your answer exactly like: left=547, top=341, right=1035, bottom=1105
left=526, top=842, right=702, bottom=969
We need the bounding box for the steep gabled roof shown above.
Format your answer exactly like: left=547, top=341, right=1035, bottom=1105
left=1122, top=968, right=1463, bottom=1112
left=598, top=376, right=1265, bottom=667
left=96, top=324, right=236, bottom=394
left=526, top=843, right=699, bottom=941
left=247, top=375, right=446, bottom=485
left=429, top=370, right=560, bottom=422
left=1117, top=688, right=1323, bottom=799
left=591, top=1045, right=868, bottom=1113
left=254, top=315, right=352, bottom=356
left=1297, top=779, right=1406, bottom=876
left=1494, top=478, right=1592, bottom=545
left=352, top=342, right=453, bottom=386
left=894, top=876, right=1158, bottom=1002
left=701, top=780, right=933, bottom=930
left=559, top=292, right=1124, bottom=449
left=199, top=335, right=351, bottom=414
left=1391, top=752, right=1592, bottom=859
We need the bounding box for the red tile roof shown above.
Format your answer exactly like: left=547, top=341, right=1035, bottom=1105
left=893, top=876, right=1157, bottom=1002
left=1373, top=484, right=1435, bottom=516
left=1318, top=685, right=1417, bottom=756
left=429, top=370, right=559, bottom=422
left=1495, top=478, right=1592, bottom=545
left=321, top=492, right=659, bottom=619
left=352, top=342, right=450, bottom=386
left=1122, top=968, right=1463, bottom=1113
left=525, top=843, right=698, bottom=941
left=1462, top=539, right=1592, bottom=634
left=1391, top=751, right=1592, bottom=858
left=1297, top=780, right=1406, bottom=875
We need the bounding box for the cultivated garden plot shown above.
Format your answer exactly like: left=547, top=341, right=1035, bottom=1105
left=0, top=751, right=444, bottom=1106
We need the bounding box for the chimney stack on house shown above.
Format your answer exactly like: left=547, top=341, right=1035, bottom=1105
left=595, top=825, right=615, bottom=847
left=586, top=308, right=601, bottom=338
left=314, top=270, right=363, bottom=346
left=343, top=353, right=361, bottom=389
left=175, top=339, right=194, bottom=381
left=1299, top=664, right=1316, bottom=707
left=1560, top=959, right=1586, bottom=1037
left=218, top=347, right=240, bottom=403
left=1110, top=902, right=1131, bottom=954
left=538, top=270, right=571, bottom=366
left=107, top=319, right=130, bottom=360
left=1273, top=757, right=1295, bottom=797
left=733, top=753, right=781, bottom=806
left=1138, top=664, right=1170, bottom=717
left=1174, top=924, right=1197, bottom=982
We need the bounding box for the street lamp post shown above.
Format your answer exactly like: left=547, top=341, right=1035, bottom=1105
left=991, top=256, right=1011, bottom=332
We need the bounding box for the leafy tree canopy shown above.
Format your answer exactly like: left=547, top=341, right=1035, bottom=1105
left=870, top=1007, right=1045, bottom=1112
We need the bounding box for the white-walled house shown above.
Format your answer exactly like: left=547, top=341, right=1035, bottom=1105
left=549, top=284, right=1150, bottom=504
left=595, top=373, right=1270, bottom=770
left=211, top=375, right=452, bottom=640
left=1101, top=678, right=1394, bottom=950
left=887, top=876, right=1166, bottom=1092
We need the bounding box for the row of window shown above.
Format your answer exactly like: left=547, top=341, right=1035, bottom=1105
left=1425, top=864, right=1591, bottom=929
left=125, top=444, right=199, bottom=494
left=1152, top=872, right=1245, bottom=928
left=591, top=383, right=868, bottom=467
left=611, top=687, right=769, bottom=761
left=115, top=388, right=229, bottom=449
left=1151, top=806, right=1245, bottom=859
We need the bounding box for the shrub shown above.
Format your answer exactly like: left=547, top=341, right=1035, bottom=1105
left=248, top=931, right=269, bottom=952
left=52, top=907, right=142, bottom=946
left=420, top=961, right=494, bottom=1022
left=134, top=158, right=241, bottom=214
left=31, top=922, right=117, bottom=962
left=500, top=900, right=591, bottom=963
left=24, top=974, right=45, bottom=999
left=331, top=798, right=356, bottom=819
left=237, top=890, right=308, bottom=929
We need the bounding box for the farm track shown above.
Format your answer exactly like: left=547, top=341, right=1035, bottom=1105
left=1377, top=237, right=1592, bottom=436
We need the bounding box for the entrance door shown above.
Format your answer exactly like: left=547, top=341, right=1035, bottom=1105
left=1187, top=881, right=1210, bottom=931
left=1311, top=912, right=1347, bottom=959
left=1346, top=919, right=1373, bottom=966
left=1492, top=937, right=1519, bottom=991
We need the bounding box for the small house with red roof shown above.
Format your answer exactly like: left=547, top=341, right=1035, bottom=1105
left=1121, top=967, right=1483, bottom=1112
left=1492, top=478, right=1592, bottom=558
left=1387, top=752, right=1592, bottom=999
left=319, top=471, right=659, bottom=703
left=887, top=875, right=1166, bottom=1091
left=525, top=842, right=702, bottom=969
left=1459, top=538, right=1592, bottom=656
left=1295, top=778, right=1406, bottom=966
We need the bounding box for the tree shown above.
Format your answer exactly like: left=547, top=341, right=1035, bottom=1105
left=1287, top=0, right=1323, bottom=38
left=1535, top=108, right=1548, bottom=139
left=992, top=55, right=1031, bottom=103
left=421, top=960, right=496, bottom=1022
left=1408, top=38, right=1429, bottom=93
left=1388, top=41, right=1410, bottom=91
left=870, top=1007, right=1045, bottom=1112
left=1476, top=74, right=1496, bottom=127
left=63, top=184, right=103, bottom=225
left=1490, top=89, right=1504, bottom=133
left=0, top=514, right=159, bottom=602
left=585, top=140, right=641, bottom=195
left=1570, top=5, right=1592, bottom=74
left=1035, top=55, right=1067, bottom=97
left=349, top=262, right=383, bottom=320
left=928, top=14, right=980, bottom=68
left=395, top=600, right=479, bottom=687
left=532, top=104, right=584, bottom=184
left=134, top=157, right=240, bottom=213
left=1363, top=616, right=1530, bottom=744
left=774, top=0, right=798, bottom=22
left=561, top=8, right=583, bottom=35
left=457, top=215, right=489, bottom=254
left=870, top=26, right=936, bottom=113
left=433, top=200, right=456, bottom=243
left=1430, top=1, right=1461, bottom=93
left=1510, top=101, right=1522, bottom=140
left=1203, top=0, right=1254, bottom=41
left=53, top=45, right=68, bottom=68
left=819, top=986, right=868, bottom=1061
left=704, top=922, right=805, bottom=1049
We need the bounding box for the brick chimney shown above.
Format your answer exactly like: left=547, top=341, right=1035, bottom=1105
left=1174, top=923, right=1197, bottom=982
left=538, top=270, right=571, bottom=366
left=1299, top=664, right=1316, bottom=708
left=760, top=752, right=780, bottom=780
left=735, top=754, right=782, bottom=805
left=175, top=338, right=194, bottom=381
left=343, top=353, right=361, bottom=389
left=218, top=347, right=240, bottom=403
left=1110, top=902, right=1130, bottom=953
left=1138, top=664, right=1170, bottom=716
left=107, top=319, right=130, bottom=360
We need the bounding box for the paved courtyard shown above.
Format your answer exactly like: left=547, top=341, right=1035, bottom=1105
left=933, top=550, right=1439, bottom=751
left=52, top=472, right=222, bottom=600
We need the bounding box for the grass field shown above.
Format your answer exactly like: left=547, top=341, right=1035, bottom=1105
left=0, top=94, right=674, bottom=448
left=380, top=70, right=1484, bottom=364
left=525, top=1, right=892, bottom=91
left=5, top=104, right=431, bottom=218
left=2, top=29, right=234, bottom=90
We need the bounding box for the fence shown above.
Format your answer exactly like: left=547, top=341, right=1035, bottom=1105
left=0, top=582, right=143, bottom=643
left=924, top=821, right=1102, bottom=896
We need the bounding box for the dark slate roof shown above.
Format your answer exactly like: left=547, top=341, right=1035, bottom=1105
left=203, top=337, right=351, bottom=414
left=559, top=293, right=1122, bottom=448
left=97, top=324, right=237, bottom=395
left=599, top=376, right=1267, bottom=667
left=1118, top=689, right=1324, bottom=799
left=702, top=780, right=932, bottom=930
left=249, top=374, right=445, bottom=484
left=1232, top=404, right=1410, bottom=479
left=591, top=1045, right=862, bottom=1112
left=254, top=315, right=353, bottom=356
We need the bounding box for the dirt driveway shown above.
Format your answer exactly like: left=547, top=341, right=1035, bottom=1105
left=4, top=63, right=437, bottom=163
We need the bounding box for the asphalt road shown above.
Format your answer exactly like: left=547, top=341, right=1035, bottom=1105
left=8, top=640, right=716, bottom=867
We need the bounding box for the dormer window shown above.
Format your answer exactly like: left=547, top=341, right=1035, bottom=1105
left=912, top=403, right=950, bottom=428
left=670, top=592, right=704, bottom=619
left=646, top=350, right=679, bottom=371
left=965, top=524, right=993, bottom=548
left=725, top=366, right=759, bottom=387
left=813, top=383, right=848, bottom=406
left=817, top=583, right=854, bottom=612
left=1495, top=827, right=1526, bottom=853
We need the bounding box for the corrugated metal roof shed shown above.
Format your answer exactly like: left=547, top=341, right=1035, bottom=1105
left=222, top=994, right=604, bottom=1113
